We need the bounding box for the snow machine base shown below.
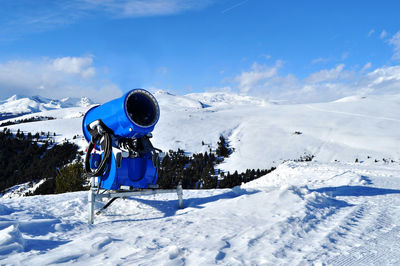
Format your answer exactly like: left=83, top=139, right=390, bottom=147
left=88, top=177, right=183, bottom=224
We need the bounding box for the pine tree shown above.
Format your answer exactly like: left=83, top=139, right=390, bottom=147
left=56, top=161, right=86, bottom=193
left=216, top=135, right=230, bottom=158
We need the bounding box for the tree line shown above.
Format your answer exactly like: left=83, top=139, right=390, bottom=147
left=0, top=128, right=80, bottom=195
left=0, top=116, right=55, bottom=127
left=1, top=130, right=275, bottom=196
left=157, top=135, right=275, bottom=189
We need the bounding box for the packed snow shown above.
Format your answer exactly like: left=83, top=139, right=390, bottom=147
left=0, top=90, right=400, bottom=264
left=1, top=162, right=400, bottom=264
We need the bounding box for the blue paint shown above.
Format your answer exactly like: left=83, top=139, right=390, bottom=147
left=82, top=89, right=160, bottom=190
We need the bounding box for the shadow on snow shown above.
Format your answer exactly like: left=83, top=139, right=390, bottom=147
left=102, top=189, right=259, bottom=224
left=312, top=186, right=400, bottom=197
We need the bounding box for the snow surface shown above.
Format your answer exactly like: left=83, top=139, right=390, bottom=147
left=0, top=95, right=93, bottom=119
left=1, top=162, right=400, bottom=265
left=0, top=91, right=400, bottom=264
left=2, top=91, right=399, bottom=172
left=0, top=180, right=46, bottom=199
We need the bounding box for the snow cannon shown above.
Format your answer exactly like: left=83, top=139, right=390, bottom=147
left=82, top=89, right=163, bottom=190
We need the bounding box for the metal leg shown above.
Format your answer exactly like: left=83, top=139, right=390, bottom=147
left=88, top=180, right=184, bottom=224
left=88, top=177, right=96, bottom=224
left=177, top=180, right=183, bottom=209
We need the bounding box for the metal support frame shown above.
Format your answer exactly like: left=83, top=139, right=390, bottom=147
left=88, top=180, right=184, bottom=224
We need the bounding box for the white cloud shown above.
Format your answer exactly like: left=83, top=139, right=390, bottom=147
left=341, top=52, right=349, bottom=60
left=362, top=65, right=400, bottom=93
left=230, top=59, right=400, bottom=103
left=157, top=66, right=168, bottom=75
left=361, top=62, right=372, bottom=72
left=0, top=0, right=216, bottom=41
left=389, top=31, right=400, bottom=60
left=83, top=0, right=215, bottom=17
left=380, top=30, right=388, bottom=39
left=234, top=61, right=282, bottom=94
left=0, top=56, right=122, bottom=102
left=312, top=57, right=329, bottom=64
left=52, top=56, right=95, bottom=78
left=368, top=29, right=375, bottom=37
left=261, top=54, right=272, bottom=60
left=306, top=64, right=348, bottom=84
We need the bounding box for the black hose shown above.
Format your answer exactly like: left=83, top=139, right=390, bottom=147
left=85, top=132, right=112, bottom=177
left=96, top=197, right=119, bottom=215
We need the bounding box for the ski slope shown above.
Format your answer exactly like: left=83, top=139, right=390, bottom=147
left=1, top=161, right=400, bottom=264
left=1, top=91, right=399, bottom=172
left=0, top=91, right=400, bottom=264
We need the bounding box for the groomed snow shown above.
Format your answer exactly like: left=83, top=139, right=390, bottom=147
left=0, top=91, right=400, bottom=264
left=1, top=161, right=400, bottom=264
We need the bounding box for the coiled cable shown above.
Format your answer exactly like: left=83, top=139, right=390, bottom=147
left=85, top=131, right=112, bottom=177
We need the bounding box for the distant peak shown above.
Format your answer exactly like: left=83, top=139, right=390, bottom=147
left=154, top=90, right=175, bottom=96
left=31, top=95, right=50, bottom=103
left=6, top=94, right=23, bottom=102
left=79, top=97, right=93, bottom=107
left=59, top=96, right=94, bottom=107
left=0, top=94, right=96, bottom=119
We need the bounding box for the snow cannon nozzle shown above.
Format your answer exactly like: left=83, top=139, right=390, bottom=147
left=82, top=89, right=159, bottom=141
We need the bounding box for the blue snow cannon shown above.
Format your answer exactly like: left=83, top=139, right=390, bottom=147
left=82, top=89, right=162, bottom=190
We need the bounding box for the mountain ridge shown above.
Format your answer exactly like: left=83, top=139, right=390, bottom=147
left=0, top=94, right=95, bottom=120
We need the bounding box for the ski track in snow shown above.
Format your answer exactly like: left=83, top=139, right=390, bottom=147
left=1, top=162, right=400, bottom=265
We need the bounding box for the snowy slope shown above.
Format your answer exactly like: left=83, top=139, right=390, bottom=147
left=0, top=94, right=93, bottom=120
left=153, top=92, right=400, bottom=172
left=0, top=106, right=91, bottom=151
left=1, top=161, right=400, bottom=265
left=0, top=90, right=400, bottom=264
left=1, top=91, right=400, bottom=173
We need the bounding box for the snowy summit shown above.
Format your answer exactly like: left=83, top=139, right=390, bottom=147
left=0, top=95, right=95, bottom=120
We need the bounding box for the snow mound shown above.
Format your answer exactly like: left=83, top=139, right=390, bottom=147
left=154, top=90, right=205, bottom=110
left=0, top=224, right=25, bottom=256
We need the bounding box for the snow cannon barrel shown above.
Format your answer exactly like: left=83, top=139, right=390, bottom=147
left=82, top=88, right=162, bottom=191
left=82, top=89, right=160, bottom=141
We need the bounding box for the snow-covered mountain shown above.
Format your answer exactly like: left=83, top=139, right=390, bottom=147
left=0, top=90, right=400, bottom=264
left=1, top=90, right=399, bottom=170
left=0, top=94, right=94, bottom=120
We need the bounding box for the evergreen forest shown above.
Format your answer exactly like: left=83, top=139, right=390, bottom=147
left=1, top=129, right=275, bottom=195
left=0, top=128, right=79, bottom=194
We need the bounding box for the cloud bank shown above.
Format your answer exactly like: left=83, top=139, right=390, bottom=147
left=0, top=0, right=217, bottom=41
left=231, top=61, right=400, bottom=103
left=389, top=31, right=400, bottom=60
left=226, top=30, right=400, bottom=103
left=0, top=56, right=122, bottom=103
left=83, top=0, right=215, bottom=17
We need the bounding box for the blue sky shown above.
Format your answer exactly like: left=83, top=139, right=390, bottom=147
left=0, top=0, right=400, bottom=102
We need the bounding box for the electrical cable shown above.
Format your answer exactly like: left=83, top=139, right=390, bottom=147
left=85, top=131, right=112, bottom=177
